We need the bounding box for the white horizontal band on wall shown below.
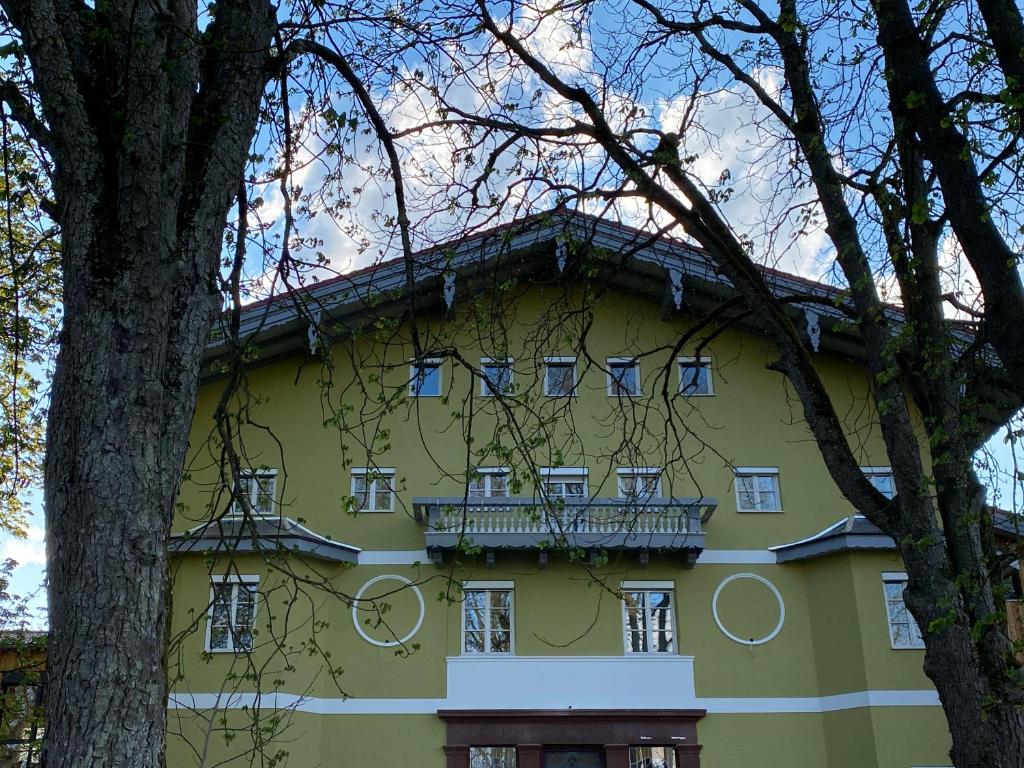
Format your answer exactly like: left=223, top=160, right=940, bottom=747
left=355, top=549, right=779, bottom=566
left=168, top=688, right=942, bottom=715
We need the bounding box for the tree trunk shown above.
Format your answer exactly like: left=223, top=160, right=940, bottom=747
left=0, top=1, right=278, bottom=765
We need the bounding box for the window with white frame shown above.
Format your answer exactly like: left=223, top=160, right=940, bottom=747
left=462, top=583, right=513, bottom=654
left=470, top=747, right=516, bottom=768
left=883, top=573, right=925, bottom=649
left=629, top=746, right=675, bottom=768
left=863, top=467, right=895, bottom=499
left=735, top=468, right=781, bottom=512
left=480, top=358, right=514, bottom=396
left=543, top=357, right=577, bottom=397
left=617, top=468, right=662, bottom=499
left=351, top=468, right=396, bottom=512
left=469, top=468, right=510, bottom=497
left=234, top=471, right=276, bottom=515
left=541, top=468, right=588, bottom=500
left=677, top=357, right=713, bottom=396
left=409, top=359, right=442, bottom=397
left=607, top=357, right=641, bottom=397
left=622, top=583, right=675, bottom=653
left=207, top=576, right=258, bottom=653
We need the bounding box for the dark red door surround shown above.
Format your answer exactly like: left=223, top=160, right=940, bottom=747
left=439, top=709, right=705, bottom=768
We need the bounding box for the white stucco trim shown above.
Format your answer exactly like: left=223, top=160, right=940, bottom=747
left=356, top=549, right=778, bottom=565
left=351, top=574, right=425, bottom=648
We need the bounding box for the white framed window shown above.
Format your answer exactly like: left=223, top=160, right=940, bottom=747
left=678, top=357, right=713, bottom=396
left=480, top=358, right=514, bottom=396
left=735, top=468, right=781, bottom=512
left=622, top=581, right=675, bottom=653
left=470, top=747, right=516, bottom=768
left=462, top=582, right=514, bottom=655
left=234, top=470, right=276, bottom=515
left=540, top=468, right=588, bottom=500
left=351, top=468, right=396, bottom=512
left=607, top=357, right=641, bottom=397
left=863, top=467, right=895, bottom=499
left=617, top=468, right=662, bottom=499
left=409, top=358, right=442, bottom=397
left=883, top=572, right=925, bottom=649
left=469, top=467, right=510, bottom=497
left=629, top=747, right=675, bottom=768
left=206, top=575, right=258, bottom=653
left=543, top=357, right=577, bottom=397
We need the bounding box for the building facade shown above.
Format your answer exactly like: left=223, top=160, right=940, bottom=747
left=167, top=213, right=960, bottom=767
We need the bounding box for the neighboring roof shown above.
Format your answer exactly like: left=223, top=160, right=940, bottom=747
left=169, top=515, right=360, bottom=564
left=204, top=209, right=918, bottom=376
left=770, top=515, right=896, bottom=563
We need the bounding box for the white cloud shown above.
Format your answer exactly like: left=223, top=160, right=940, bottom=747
left=1, top=526, right=46, bottom=569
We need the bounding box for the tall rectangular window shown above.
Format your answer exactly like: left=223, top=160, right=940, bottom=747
left=541, top=469, right=587, bottom=500
left=883, top=573, right=925, bottom=649
left=617, top=468, right=662, bottom=499
left=735, top=468, right=781, bottom=512
left=469, top=747, right=516, bottom=768
left=469, top=468, right=510, bottom=497
left=481, top=358, right=514, bottom=396
left=351, top=468, right=396, bottom=512
left=607, top=357, right=641, bottom=397
left=235, top=471, right=276, bottom=515
left=629, top=747, right=675, bottom=767
left=207, top=576, right=258, bottom=653
left=544, top=357, right=577, bottom=397
left=409, top=359, right=442, bottom=397
left=863, top=467, right=895, bottom=499
left=677, top=357, right=713, bottom=396
left=622, top=585, right=675, bottom=653
left=462, top=584, right=513, bottom=654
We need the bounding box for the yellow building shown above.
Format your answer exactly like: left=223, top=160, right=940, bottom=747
left=167, top=211, right=958, bottom=767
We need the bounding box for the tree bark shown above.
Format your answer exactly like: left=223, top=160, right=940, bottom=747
left=0, top=1, right=277, bottom=765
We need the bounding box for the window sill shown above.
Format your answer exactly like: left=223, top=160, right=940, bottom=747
left=736, top=508, right=784, bottom=514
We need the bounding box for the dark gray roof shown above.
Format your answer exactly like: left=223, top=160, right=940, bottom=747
left=169, top=515, right=360, bottom=564
left=769, top=515, right=897, bottom=563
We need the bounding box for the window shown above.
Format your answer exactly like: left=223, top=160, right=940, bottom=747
left=735, top=468, right=781, bottom=512
left=469, top=468, right=510, bottom=497
left=883, top=573, right=925, bottom=649
left=234, top=471, right=276, bottom=515
left=462, top=583, right=513, bottom=654
left=544, top=357, right=577, bottom=397
left=863, top=467, right=895, bottom=499
left=469, top=747, right=516, bottom=768
left=607, top=357, right=641, bottom=397
left=677, top=357, right=713, bottom=396
left=541, top=469, right=588, bottom=500
left=207, top=576, right=258, bottom=653
left=481, top=358, right=514, bottom=396
left=622, top=583, right=675, bottom=653
left=629, top=747, right=675, bottom=768
left=409, top=359, right=442, bottom=397
left=351, top=468, right=396, bottom=512
left=617, top=468, right=662, bottom=499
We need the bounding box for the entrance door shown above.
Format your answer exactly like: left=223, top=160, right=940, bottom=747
left=542, top=749, right=606, bottom=768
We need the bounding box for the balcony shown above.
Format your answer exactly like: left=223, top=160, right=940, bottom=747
left=412, top=496, right=715, bottom=567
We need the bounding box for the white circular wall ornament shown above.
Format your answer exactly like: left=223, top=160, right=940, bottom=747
left=351, top=574, right=426, bottom=648
left=712, top=572, right=786, bottom=646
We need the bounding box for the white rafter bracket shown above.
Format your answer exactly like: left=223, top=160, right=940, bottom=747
left=555, top=239, right=568, bottom=273
left=670, top=266, right=685, bottom=311
left=804, top=308, right=821, bottom=352
left=443, top=271, right=456, bottom=310
left=307, top=307, right=324, bottom=355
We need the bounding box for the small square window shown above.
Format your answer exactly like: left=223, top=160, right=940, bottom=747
left=735, top=469, right=781, bottom=512
left=409, top=359, right=442, bottom=397
left=352, top=468, right=396, bottom=512
left=470, top=747, right=516, bottom=768
left=462, top=585, right=514, bottom=655
left=207, top=576, right=258, bottom=653
left=469, top=468, right=510, bottom=497
left=544, top=358, right=577, bottom=397
left=607, top=358, right=641, bottom=397
left=234, top=471, right=276, bottom=515
left=617, top=468, right=662, bottom=499
left=882, top=574, right=925, bottom=649
left=623, top=588, right=675, bottom=653
left=481, top=359, right=514, bottom=396
left=629, top=747, right=675, bottom=768
left=863, top=467, right=895, bottom=499
left=678, top=357, right=713, bottom=396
